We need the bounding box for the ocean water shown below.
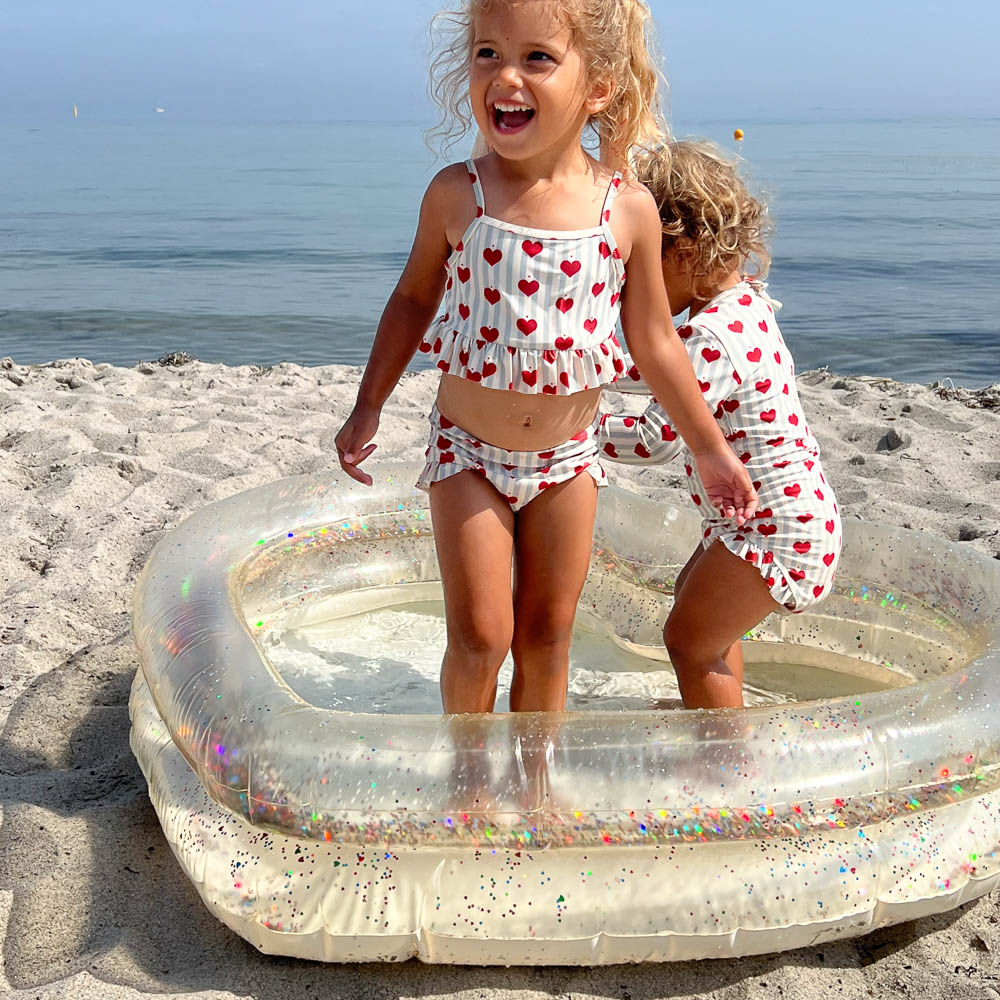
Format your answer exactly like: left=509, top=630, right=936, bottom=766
left=3, top=117, right=999, bottom=386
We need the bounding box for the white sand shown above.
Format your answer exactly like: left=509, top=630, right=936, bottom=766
left=1, top=355, right=999, bottom=999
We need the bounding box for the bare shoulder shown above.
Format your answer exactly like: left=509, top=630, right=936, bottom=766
left=609, top=178, right=661, bottom=262
left=424, top=162, right=473, bottom=207
left=613, top=178, right=661, bottom=226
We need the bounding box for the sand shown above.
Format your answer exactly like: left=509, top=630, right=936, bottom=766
left=1, top=355, right=999, bottom=1000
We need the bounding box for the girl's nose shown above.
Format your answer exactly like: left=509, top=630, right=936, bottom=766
left=496, top=61, right=523, bottom=89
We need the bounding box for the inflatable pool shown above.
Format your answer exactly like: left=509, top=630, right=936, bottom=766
left=130, top=462, right=1000, bottom=964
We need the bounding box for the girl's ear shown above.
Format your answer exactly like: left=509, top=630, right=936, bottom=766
left=585, top=74, right=616, bottom=117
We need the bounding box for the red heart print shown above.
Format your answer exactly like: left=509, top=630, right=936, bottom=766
left=517, top=318, right=537, bottom=335
left=773, top=460, right=790, bottom=469
left=702, top=347, right=721, bottom=362
left=766, top=436, right=784, bottom=447
left=506, top=346, right=516, bottom=354
left=793, top=540, right=811, bottom=554
left=610, top=292, right=620, bottom=306
left=760, top=409, right=776, bottom=423
left=684, top=464, right=693, bottom=476
left=518, top=278, right=540, bottom=297
left=825, top=519, right=835, bottom=534
left=678, top=325, right=693, bottom=339
left=538, top=481, right=553, bottom=490
left=439, top=451, right=455, bottom=463
left=634, top=443, right=651, bottom=458
left=728, top=320, right=743, bottom=333
left=556, top=297, right=574, bottom=313
left=439, top=414, right=454, bottom=428
left=782, top=384, right=789, bottom=395
left=458, top=303, right=470, bottom=320
left=459, top=348, right=470, bottom=366
left=502, top=462, right=516, bottom=471
left=703, top=306, right=719, bottom=313
left=600, top=342, right=610, bottom=356
left=804, top=459, right=814, bottom=470
left=823, top=553, right=835, bottom=567
left=759, top=320, right=768, bottom=332
left=739, top=452, right=751, bottom=464
left=789, top=414, right=799, bottom=426
left=698, top=379, right=711, bottom=393
left=603, top=442, right=618, bottom=457
left=561, top=260, right=582, bottom=277
left=543, top=349, right=556, bottom=364
left=766, top=576, right=776, bottom=587
left=583, top=318, right=598, bottom=334
left=543, top=384, right=557, bottom=394
left=538, top=449, right=556, bottom=459
left=814, top=488, right=825, bottom=500
left=482, top=361, right=497, bottom=377
left=754, top=507, right=773, bottom=518
left=738, top=294, right=752, bottom=306
left=555, top=336, right=574, bottom=350
left=612, top=357, right=625, bottom=373
left=457, top=266, right=471, bottom=283
left=661, top=425, right=677, bottom=441
left=522, top=370, right=538, bottom=386
left=559, top=371, right=570, bottom=388
left=756, top=379, right=771, bottom=393
left=456, top=240, right=464, bottom=252
left=484, top=287, right=501, bottom=305
left=813, top=585, right=825, bottom=598
left=598, top=242, right=611, bottom=259
left=758, top=523, right=777, bottom=536
left=574, top=463, right=590, bottom=474
left=433, top=337, right=442, bottom=353
left=784, top=483, right=801, bottom=497
left=747, top=347, right=762, bottom=362
left=571, top=429, right=588, bottom=442
left=480, top=326, right=499, bottom=342
left=744, top=550, right=758, bottom=563
left=774, top=351, right=781, bottom=364
left=627, top=364, right=640, bottom=380
left=762, top=552, right=774, bottom=565
left=483, top=247, right=502, bottom=266
left=796, top=514, right=814, bottom=523
left=789, top=569, right=806, bottom=582
left=733, top=371, right=743, bottom=384
left=465, top=370, right=482, bottom=382
left=522, top=240, right=543, bottom=257
left=437, top=360, right=450, bottom=372
left=692, top=494, right=702, bottom=506
left=623, top=416, right=636, bottom=427
left=446, top=277, right=452, bottom=290
left=436, top=435, right=452, bottom=449
left=592, top=282, right=605, bottom=296
left=723, top=398, right=740, bottom=413
left=418, top=339, right=432, bottom=353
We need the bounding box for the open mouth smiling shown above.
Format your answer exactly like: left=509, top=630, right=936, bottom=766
left=492, top=102, right=536, bottom=133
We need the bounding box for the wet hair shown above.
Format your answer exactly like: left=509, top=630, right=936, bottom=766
left=635, top=139, right=772, bottom=286
left=428, top=0, right=667, bottom=161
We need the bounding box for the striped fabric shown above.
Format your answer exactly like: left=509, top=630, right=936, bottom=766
left=418, top=159, right=628, bottom=394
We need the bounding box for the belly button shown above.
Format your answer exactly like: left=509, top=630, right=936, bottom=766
left=522, top=415, right=532, bottom=427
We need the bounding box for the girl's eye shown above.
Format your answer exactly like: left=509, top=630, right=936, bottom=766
left=475, top=47, right=497, bottom=60
left=527, top=51, right=554, bottom=62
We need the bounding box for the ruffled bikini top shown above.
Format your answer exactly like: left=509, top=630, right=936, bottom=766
left=418, top=159, right=628, bottom=394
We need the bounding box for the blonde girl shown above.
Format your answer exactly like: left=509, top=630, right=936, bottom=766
left=601, top=139, right=843, bottom=708
left=335, top=1, right=757, bottom=715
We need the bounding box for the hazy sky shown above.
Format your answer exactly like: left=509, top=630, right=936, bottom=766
left=3, top=1, right=998, bottom=124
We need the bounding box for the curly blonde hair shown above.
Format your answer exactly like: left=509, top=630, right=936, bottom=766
left=428, top=0, right=667, bottom=162
left=635, top=139, right=772, bottom=288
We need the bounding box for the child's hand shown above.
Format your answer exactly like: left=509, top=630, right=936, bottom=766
left=692, top=449, right=759, bottom=526
left=335, top=405, right=380, bottom=486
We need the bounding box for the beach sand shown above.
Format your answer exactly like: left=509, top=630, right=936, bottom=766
left=1, top=355, right=999, bottom=1000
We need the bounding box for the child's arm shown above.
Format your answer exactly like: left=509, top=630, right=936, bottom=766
left=599, top=404, right=684, bottom=465
left=334, top=168, right=458, bottom=485
left=617, top=187, right=757, bottom=523
left=600, top=326, right=738, bottom=465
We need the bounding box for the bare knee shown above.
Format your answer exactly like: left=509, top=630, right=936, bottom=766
left=512, top=604, right=577, bottom=660
left=663, top=613, right=716, bottom=668
left=447, top=613, right=512, bottom=667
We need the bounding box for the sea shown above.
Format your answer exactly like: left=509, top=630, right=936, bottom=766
left=3, top=117, right=999, bottom=387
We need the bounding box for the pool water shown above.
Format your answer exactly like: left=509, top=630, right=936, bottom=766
left=263, top=599, right=894, bottom=714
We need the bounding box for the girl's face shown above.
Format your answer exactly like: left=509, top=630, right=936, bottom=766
left=468, top=1, right=610, bottom=161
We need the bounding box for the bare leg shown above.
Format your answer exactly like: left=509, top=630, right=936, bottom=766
left=430, top=471, right=515, bottom=713
left=664, top=541, right=779, bottom=709
left=509, top=472, right=599, bottom=712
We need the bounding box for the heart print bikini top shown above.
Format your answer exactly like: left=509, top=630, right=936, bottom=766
left=418, top=159, right=628, bottom=394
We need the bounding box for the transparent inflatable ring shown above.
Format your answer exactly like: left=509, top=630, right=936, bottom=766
left=130, top=461, right=1000, bottom=964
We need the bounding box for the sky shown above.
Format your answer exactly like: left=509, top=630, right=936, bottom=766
left=3, top=0, right=999, bottom=125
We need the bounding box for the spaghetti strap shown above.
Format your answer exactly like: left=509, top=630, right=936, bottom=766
left=466, top=159, right=486, bottom=214
left=600, top=172, right=623, bottom=224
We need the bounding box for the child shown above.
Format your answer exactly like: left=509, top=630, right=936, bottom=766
left=600, top=139, right=843, bottom=709
left=335, top=2, right=756, bottom=715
